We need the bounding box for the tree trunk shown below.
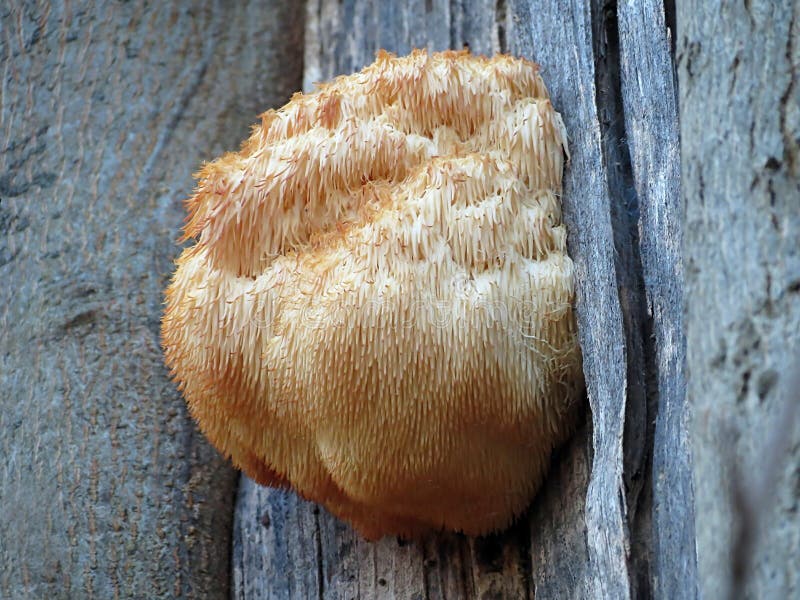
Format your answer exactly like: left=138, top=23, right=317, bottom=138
left=678, top=1, right=800, bottom=598
left=233, top=1, right=695, bottom=598
left=8, top=1, right=796, bottom=598
left=0, top=2, right=303, bottom=598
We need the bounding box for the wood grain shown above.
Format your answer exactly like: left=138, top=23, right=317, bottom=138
left=617, top=1, right=697, bottom=597
left=679, top=1, right=800, bottom=598
left=0, top=2, right=303, bottom=597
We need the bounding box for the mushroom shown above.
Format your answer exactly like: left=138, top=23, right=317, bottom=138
left=162, top=49, right=583, bottom=539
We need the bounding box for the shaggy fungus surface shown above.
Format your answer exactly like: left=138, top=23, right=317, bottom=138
left=162, top=50, right=583, bottom=539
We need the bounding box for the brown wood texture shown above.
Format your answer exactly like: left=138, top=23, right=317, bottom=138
left=678, top=1, right=800, bottom=598
left=0, top=2, right=303, bottom=598
left=233, top=1, right=694, bottom=598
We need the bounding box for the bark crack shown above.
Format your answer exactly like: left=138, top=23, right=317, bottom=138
left=495, top=0, right=508, bottom=54
left=663, top=0, right=676, bottom=56
left=779, top=3, right=798, bottom=175
left=589, top=0, right=654, bottom=595
left=314, top=506, right=325, bottom=600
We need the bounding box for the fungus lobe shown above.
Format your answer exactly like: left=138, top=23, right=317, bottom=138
left=162, top=50, right=583, bottom=539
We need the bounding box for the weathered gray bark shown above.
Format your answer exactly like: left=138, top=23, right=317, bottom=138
left=16, top=0, right=796, bottom=598
left=678, top=1, right=800, bottom=598
left=233, top=1, right=694, bottom=598
left=0, top=1, right=303, bottom=598
left=617, top=1, right=697, bottom=597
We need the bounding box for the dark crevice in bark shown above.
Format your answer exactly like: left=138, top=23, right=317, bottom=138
left=228, top=474, right=244, bottom=600
left=495, top=0, right=508, bottom=54
left=458, top=536, right=474, bottom=597
left=515, top=520, right=534, bottom=600
left=231, top=475, right=244, bottom=600
left=635, top=303, right=659, bottom=600
left=448, top=0, right=464, bottom=50
left=314, top=508, right=325, bottom=600
left=664, top=0, right=676, bottom=56
left=779, top=4, right=798, bottom=175
left=663, top=0, right=680, bottom=115
left=590, top=0, right=655, bottom=596
left=421, top=539, right=434, bottom=599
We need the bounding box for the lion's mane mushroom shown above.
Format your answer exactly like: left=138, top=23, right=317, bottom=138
left=162, top=49, right=583, bottom=539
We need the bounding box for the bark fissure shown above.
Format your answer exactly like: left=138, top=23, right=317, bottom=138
left=495, top=0, right=508, bottom=53
left=664, top=0, right=676, bottom=56
left=589, top=1, right=656, bottom=596
left=779, top=4, right=798, bottom=176
left=618, top=1, right=697, bottom=597
left=314, top=508, right=325, bottom=600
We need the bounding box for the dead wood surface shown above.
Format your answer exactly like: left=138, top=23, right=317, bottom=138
left=0, top=2, right=303, bottom=598
left=678, top=1, right=800, bottom=598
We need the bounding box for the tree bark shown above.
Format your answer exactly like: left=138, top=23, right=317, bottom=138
left=678, top=1, right=800, bottom=598
left=233, top=1, right=694, bottom=598
left=14, top=1, right=795, bottom=598
left=0, top=2, right=303, bottom=598
left=617, top=1, right=697, bottom=597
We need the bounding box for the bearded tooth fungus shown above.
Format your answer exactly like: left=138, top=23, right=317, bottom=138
left=162, top=49, right=584, bottom=539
